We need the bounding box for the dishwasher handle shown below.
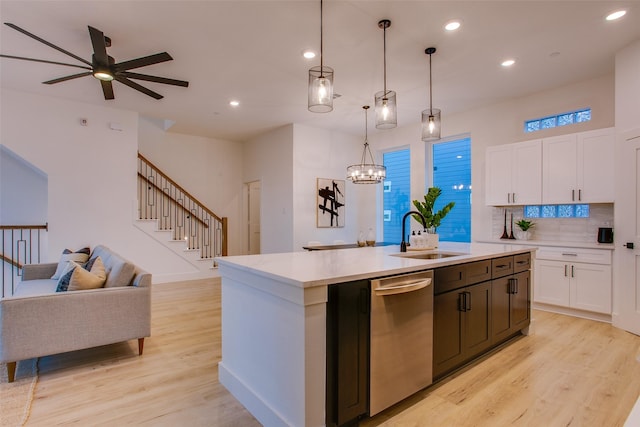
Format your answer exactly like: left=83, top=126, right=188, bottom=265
left=373, top=278, right=432, bottom=296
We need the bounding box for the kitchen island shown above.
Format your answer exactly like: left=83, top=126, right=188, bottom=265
left=216, top=242, right=535, bottom=427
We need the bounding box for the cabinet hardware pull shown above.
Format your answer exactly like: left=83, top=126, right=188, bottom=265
left=459, top=293, right=466, bottom=312
left=572, top=189, right=575, bottom=201
left=571, top=265, right=575, bottom=278
left=578, top=189, right=582, bottom=201
left=496, top=264, right=508, bottom=268
left=516, top=260, right=527, bottom=265
left=507, top=193, right=511, bottom=204
left=561, top=252, right=578, bottom=256
left=465, top=291, right=472, bottom=311
left=515, top=278, right=519, bottom=294
left=564, top=265, right=568, bottom=277
left=512, top=193, right=516, bottom=203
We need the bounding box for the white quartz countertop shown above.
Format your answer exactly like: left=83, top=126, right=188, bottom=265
left=215, top=242, right=536, bottom=288
left=476, top=239, right=615, bottom=250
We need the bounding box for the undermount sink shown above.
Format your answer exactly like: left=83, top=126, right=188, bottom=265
left=391, top=251, right=467, bottom=260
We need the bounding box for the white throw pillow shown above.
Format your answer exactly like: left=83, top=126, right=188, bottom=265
left=50, top=247, right=90, bottom=279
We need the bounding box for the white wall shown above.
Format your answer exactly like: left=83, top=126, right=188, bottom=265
left=243, top=125, right=294, bottom=254
left=292, top=124, right=375, bottom=250
left=0, top=144, right=47, bottom=224
left=0, top=88, right=195, bottom=280
left=615, top=40, right=640, bottom=132
left=138, top=117, right=244, bottom=255
left=368, top=73, right=615, bottom=242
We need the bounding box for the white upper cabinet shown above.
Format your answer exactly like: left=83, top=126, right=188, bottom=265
left=542, top=128, right=614, bottom=204
left=485, top=140, right=542, bottom=206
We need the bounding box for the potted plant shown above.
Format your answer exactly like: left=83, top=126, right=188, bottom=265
left=412, top=187, right=455, bottom=247
left=515, top=218, right=535, bottom=240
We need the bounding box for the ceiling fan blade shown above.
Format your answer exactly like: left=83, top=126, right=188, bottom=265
left=114, top=52, right=172, bottom=72
left=115, top=75, right=163, bottom=99
left=119, top=71, right=189, bottom=87
left=43, top=71, right=92, bottom=84
left=0, top=54, right=92, bottom=70
left=88, top=25, right=109, bottom=65
left=100, top=80, right=114, bottom=100
left=4, top=22, right=92, bottom=67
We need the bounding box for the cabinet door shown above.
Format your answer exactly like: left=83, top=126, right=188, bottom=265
left=512, top=140, right=542, bottom=205
left=326, top=280, right=369, bottom=426
left=534, top=260, right=570, bottom=307
left=485, top=145, right=513, bottom=205
left=433, top=290, right=464, bottom=379
left=543, top=134, right=578, bottom=203
left=511, top=271, right=530, bottom=331
left=570, top=263, right=612, bottom=314
left=464, top=281, right=492, bottom=359
left=491, top=276, right=512, bottom=343
left=578, top=128, right=614, bottom=203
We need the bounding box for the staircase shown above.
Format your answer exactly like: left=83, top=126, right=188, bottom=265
left=1, top=224, right=48, bottom=297
left=135, top=153, right=227, bottom=274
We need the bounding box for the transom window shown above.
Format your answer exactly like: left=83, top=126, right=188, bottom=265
left=524, top=204, right=590, bottom=218
left=525, top=108, right=591, bottom=133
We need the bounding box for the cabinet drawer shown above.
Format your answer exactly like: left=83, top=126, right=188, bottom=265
left=536, top=247, right=611, bottom=265
left=434, top=265, right=465, bottom=295
left=492, top=256, right=514, bottom=278
left=514, top=253, right=531, bottom=273
left=466, top=260, right=492, bottom=285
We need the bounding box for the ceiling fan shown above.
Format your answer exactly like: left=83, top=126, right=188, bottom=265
left=0, top=22, right=189, bottom=100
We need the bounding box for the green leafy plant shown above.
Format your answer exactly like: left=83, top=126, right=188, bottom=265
left=516, top=219, right=535, bottom=231
left=412, top=187, right=455, bottom=231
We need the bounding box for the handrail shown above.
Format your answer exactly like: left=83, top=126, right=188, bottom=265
left=0, top=224, right=48, bottom=230
left=138, top=153, right=223, bottom=223
left=138, top=172, right=209, bottom=229
left=1, top=253, right=22, bottom=269
left=137, top=153, right=227, bottom=258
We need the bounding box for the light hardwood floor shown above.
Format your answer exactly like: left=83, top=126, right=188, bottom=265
left=17, top=278, right=640, bottom=426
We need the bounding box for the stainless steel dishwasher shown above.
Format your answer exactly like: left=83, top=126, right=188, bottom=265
left=369, top=270, right=434, bottom=416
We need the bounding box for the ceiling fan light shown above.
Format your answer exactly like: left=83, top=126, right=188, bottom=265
left=93, top=68, right=113, bottom=81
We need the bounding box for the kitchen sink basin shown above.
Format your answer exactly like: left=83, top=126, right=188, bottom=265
left=391, top=251, right=467, bottom=260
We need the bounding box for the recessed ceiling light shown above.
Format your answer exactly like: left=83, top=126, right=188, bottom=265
left=501, top=59, right=516, bottom=67
left=229, top=100, right=240, bottom=107
left=445, top=21, right=461, bottom=31
left=606, top=10, right=626, bottom=21
left=302, top=50, right=316, bottom=59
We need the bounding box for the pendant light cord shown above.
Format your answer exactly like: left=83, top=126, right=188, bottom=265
left=429, top=51, right=432, bottom=114
left=320, top=0, right=324, bottom=75
left=383, top=25, right=387, bottom=94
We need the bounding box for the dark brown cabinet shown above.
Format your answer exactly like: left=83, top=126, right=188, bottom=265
left=326, top=280, right=369, bottom=427
left=490, top=253, right=531, bottom=344
left=433, top=253, right=531, bottom=380
left=433, top=260, right=492, bottom=379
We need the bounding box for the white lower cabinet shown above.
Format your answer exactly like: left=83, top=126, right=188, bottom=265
left=534, top=248, right=612, bottom=315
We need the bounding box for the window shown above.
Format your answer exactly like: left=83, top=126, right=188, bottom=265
left=432, top=137, right=471, bottom=242
left=525, top=108, right=591, bottom=133
left=524, top=204, right=589, bottom=218
left=383, top=149, right=410, bottom=244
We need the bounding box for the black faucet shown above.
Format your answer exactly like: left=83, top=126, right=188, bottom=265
left=401, top=210, right=427, bottom=252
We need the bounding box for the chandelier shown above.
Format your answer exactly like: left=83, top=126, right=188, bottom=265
left=347, top=106, right=386, bottom=184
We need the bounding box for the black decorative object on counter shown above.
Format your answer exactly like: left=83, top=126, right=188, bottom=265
left=500, top=209, right=509, bottom=239
left=509, top=211, right=516, bottom=239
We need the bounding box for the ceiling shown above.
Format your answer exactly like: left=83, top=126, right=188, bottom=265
left=1, top=1, right=639, bottom=142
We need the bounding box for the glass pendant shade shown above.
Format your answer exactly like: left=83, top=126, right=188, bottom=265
left=348, top=106, right=387, bottom=184
left=421, top=108, right=441, bottom=141
left=374, top=90, right=397, bottom=129
left=308, top=66, right=334, bottom=113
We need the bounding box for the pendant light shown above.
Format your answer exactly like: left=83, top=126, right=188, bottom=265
left=374, top=19, right=397, bottom=129
left=347, top=106, right=387, bottom=184
left=308, top=0, right=334, bottom=113
left=421, top=47, right=441, bottom=141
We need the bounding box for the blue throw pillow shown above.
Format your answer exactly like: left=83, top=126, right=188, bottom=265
left=55, top=266, right=76, bottom=292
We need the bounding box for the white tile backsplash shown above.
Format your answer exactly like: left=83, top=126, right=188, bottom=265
left=491, top=204, right=613, bottom=244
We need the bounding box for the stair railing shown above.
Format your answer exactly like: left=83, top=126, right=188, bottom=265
left=1, top=223, right=48, bottom=297
left=137, top=153, right=228, bottom=261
